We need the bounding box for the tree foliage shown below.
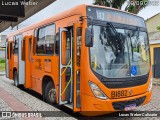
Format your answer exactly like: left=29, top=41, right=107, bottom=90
left=94, top=0, right=149, bottom=14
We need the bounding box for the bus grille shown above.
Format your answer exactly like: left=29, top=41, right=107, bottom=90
left=100, top=75, right=148, bottom=89
left=112, top=96, right=146, bottom=111
left=93, top=71, right=149, bottom=89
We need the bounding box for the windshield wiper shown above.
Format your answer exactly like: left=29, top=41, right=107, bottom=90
left=107, top=22, right=125, bottom=52
left=135, top=27, right=140, bottom=49
left=128, top=34, right=134, bottom=61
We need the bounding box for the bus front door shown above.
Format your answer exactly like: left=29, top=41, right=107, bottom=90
left=73, top=23, right=82, bottom=111
left=59, top=27, right=73, bottom=106
left=58, top=23, right=82, bottom=111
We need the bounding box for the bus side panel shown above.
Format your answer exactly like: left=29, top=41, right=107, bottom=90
left=30, top=56, right=59, bottom=95
left=30, top=56, right=44, bottom=94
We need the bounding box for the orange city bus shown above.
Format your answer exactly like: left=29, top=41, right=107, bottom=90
left=5, top=4, right=152, bottom=116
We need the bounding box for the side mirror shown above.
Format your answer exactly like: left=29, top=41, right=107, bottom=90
left=85, top=27, right=94, bottom=47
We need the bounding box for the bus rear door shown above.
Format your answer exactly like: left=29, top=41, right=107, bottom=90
left=18, top=36, right=25, bottom=85
left=24, top=36, right=33, bottom=88
left=7, top=41, right=13, bottom=79
left=5, top=42, right=9, bottom=78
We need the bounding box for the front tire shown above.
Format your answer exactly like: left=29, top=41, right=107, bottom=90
left=45, top=81, right=56, bottom=105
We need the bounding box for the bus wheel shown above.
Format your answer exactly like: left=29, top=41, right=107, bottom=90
left=45, top=81, right=56, bottom=105
left=13, top=71, right=19, bottom=87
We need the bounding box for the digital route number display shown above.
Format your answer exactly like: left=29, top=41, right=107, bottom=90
left=86, top=6, right=146, bottom=28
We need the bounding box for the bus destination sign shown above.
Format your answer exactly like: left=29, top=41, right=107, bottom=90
left=87, top=6, right=146, bottom=28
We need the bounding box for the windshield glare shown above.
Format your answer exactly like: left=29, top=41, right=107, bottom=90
left=90, top=25, right=150, bottom=78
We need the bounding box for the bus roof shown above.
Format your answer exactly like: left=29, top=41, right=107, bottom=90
left=7, top=4, right=144, bottom=37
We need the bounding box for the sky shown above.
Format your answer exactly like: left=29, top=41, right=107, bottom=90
left=2, top=0, right=160, bottom=34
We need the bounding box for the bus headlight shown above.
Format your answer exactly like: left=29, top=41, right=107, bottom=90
left=147, top=77, right=153, bottom=92
left=89, top=81, right=107, bottom=100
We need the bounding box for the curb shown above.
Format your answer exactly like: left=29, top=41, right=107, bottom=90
left=0, top=73, right=5, bottom=76
left=0, top=71, right=5, bottom=76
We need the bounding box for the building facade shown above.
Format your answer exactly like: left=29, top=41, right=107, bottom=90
left=146, top=12, right=160, bottom=64
left=146, top=13, right=160, bottom=33
left=145, top=13, right=160, bottom=78
left=0, top=34, right=6, bottom=48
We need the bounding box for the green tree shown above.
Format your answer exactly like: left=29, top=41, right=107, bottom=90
left=94, top=0, right=149, bottom=14
left=126, top=0, right=148, bottom=14
left=94, top=0, right=126, bottom=9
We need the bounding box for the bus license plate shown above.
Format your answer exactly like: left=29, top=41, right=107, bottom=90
left=125, top=104, right=136, bottom=111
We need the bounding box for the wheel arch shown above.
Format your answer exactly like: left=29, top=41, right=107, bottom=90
left=42, top=75, right=55, bottom=100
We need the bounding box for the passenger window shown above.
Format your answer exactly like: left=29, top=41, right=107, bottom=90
left=55, top=33, right=59, bottom=55
left=36, top=24, right=55, bottom=55
left=10, top=43, right=12, bottom=58
left=14, top=34, right=22, bottom=54
left=22, top=39, right=25, bottom=61
left=14, top=38, right=18, bottom=54
left=7, top=43, right=9, bottom=59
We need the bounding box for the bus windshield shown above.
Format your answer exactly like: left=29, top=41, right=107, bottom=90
left=90, top=25, right=150, bottom=78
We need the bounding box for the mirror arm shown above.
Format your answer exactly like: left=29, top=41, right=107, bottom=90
left=80, top=16, right=94, bottom=37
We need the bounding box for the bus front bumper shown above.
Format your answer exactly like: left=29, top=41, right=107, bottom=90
left=80, top=90, right=152, bottom=116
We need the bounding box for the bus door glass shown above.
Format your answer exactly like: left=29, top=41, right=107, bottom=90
left=5, top=42, right=9, bottom=78
left=17, top=35, right=25, bottom=85
left=73, top=23, right=82, bottom=111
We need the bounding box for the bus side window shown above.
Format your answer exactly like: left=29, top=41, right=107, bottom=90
left=10, top=43, right=12, bottom=58
left=33, top=29, right=38, bottom=55
left=55, top=33, right=59, bottom=55
left=13, top=37, right=18, bottom=54
left=36, top=24, right=56, bottom=55
left=37, top=27, right=46, bottom=54
left=14, top=34, right=23, bottom=54
left=7, top=43, right=9, bottom=59
left=22, top=39, right=25, bottom=61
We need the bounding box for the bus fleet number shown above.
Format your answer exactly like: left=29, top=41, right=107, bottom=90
left=111, top=90, right=127, bottom=98
left=96, top=11, right=105, bottom=20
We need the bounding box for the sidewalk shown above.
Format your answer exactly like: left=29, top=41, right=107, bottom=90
left=0, top=71, right=5, bottom=76
left=0, top=76, right=76, bottom=120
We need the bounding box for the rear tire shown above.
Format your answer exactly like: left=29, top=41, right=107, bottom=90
left=45, top=81, right=56, bottom=105
left=13, top=71, right=19, bottom=87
